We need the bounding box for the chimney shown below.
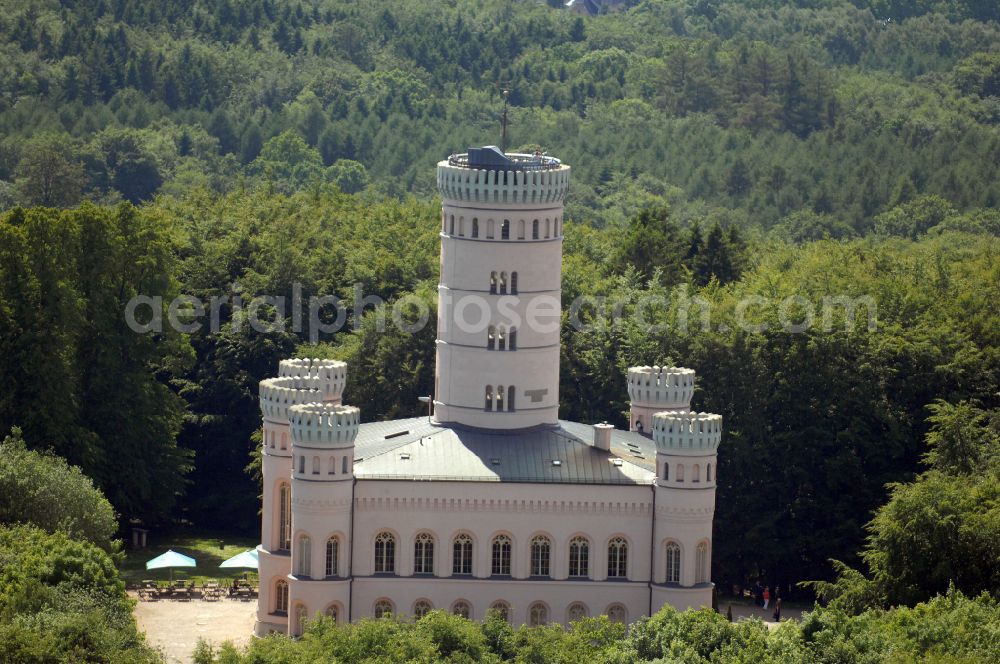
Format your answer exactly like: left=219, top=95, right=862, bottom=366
left=593, top=422, right=614, bottom=451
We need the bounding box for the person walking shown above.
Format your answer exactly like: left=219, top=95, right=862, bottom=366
left=772, top=596, right=782, bottom=622
left=763, top=586, right=770, bottom=610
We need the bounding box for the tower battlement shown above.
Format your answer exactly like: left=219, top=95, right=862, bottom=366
left=289, top=403, right=360, bottom=447
left=652, top=411, right=722, bottom=453
left=278, top=358, right=347, bottom=403
left=627, top=366, right=696, bottom=409
left=437, top=156, right=570, bottom=206
left=259, top=376, right=323, bottom=423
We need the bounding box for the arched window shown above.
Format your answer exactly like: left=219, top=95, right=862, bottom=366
left=696, top=542, right=708, bottom=584
left=501, top=219, right=510, bottom=239
left=490, top=600, right=511, bottom=623
left=496, top=385, right=505, bottom=412
left=509, top=327, right=517, bottom=351
left=510, top=271, right=518, bottom=294
left=373, top=598, right=394, bottom=619
left=608, top=537, right=628, bottom=578
left=312, top=456, right=320, bottom=474
left=677, top=464, right=685, bottom=482
left=507, top=385, right=515, bottom=411
left=545, top=218, right=551, bottom=238
left=532, top=219, right=539, bottom=239
left=298, top=455, right=305, bottom=473
left=568, top=536, right=590, bottom=577
left=325, top=604, right=339, bottom=623
left=555, top=218, right=560, bottom=237
left=452, top=600, right=471, bottom=619
left=490, top=271, right=497, bottom=294
left=281, top=433, right=287, bottom=449
left=567, top=602, right=588, bottom=623
left=274, top=579, right=289, bottom=614
left=342, top=456, right=349, bottom=474
left=530, top=535, right=551, bottom=577
left=518, top=219, right=525, bottom=239
left=528, top=602, right=548, bottom=627
left=414, top=532, right=435, bottom=575
left=487, top=219, right=494, bottom=239
left=296, top=534, right=311, bottom=577
left=453, top=534, right=473, bottom=575
left=499, top=271, right=507, bottom=294
left=707, top=463, right=712, bottom=482
left=693, top=464, right=701, bottom=482
left=487, top=326, right=496, bottom=350
left=278, top=483, right=291, bottom=550
left=666, top=542, right=681, bottom=584
left=606, top=604, right=627, bottom=624
left=449, top=214, right=454, bottom=234
left=325, top=537, right=338, bottom=577
left=472, top=218, right=479, bottom=238
left=294, top=603, right=307, bottom=637
left=458, top=217, right=464, bottom=236
left=374, top=532, right=395, bottom=574
left=485, top=385, right=493, bottom=411
left=663, top=462, right=669, bottom=481
left=412, top=599, right=433, bottom=619
left=328, top=456, right=336, bottom=474
left=491, top=535, right=512, bottom=576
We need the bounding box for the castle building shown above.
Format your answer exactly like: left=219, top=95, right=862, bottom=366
left=255, top=147, right=723, bottom=635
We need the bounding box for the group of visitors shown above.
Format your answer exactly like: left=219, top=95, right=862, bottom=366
left=752, top=581, right=782, bottom=621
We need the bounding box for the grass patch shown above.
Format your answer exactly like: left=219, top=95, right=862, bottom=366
left=119, top=531, right=259, bottom=585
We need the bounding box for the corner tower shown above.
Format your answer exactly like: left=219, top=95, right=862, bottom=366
left=256, top=358, right=347, bottom=635
left=627, top=366, right=695, bottom=434
left=433, top=147, right=570, bottom=429
left=650, top=408, right=722, bottom=610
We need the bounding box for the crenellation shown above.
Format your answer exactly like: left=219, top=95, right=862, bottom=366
left=279, top=358, right=347, bottom=403
left=289, top=402, right=361, bottom=447
left=652, top=412, right=723, bottom=453
left=259, top=376, right=323, bottom=423
left=627, top=366, right=696, bottom=409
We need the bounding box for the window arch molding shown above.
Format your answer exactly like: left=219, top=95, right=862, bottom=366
left=606, top=603, right=628, bottom=624
left=373, top=598, right=395, bottom=619
left=451, top=531, right=476, bottom=576
left=566, top=602, right=589, bottom=623
left=567, top=534, right=591, bottom=578
left=413, top=531, right=436, bottom=575
left=323, top=533, right=343, bottom=578
left=606, top=534, right=631, bottom=579
left=489, top=600, right=511, bottom=623
left=294, top=532, right=312, bottom=578
left=528, top=601, right=550, bottom=627
left=529, top=532, right=553, bottom=577
left=324, top=602, right=343, bottom=624
left=451, top=599, right=472, bottom=619
left=489, top=532, right=515, bottom=576
left=412, top=598, right=433, bottom=619
left=373, top=529, right=399, bottom=574
left=273, top=578, right=289, bottom=615
left=665, top=539, right=683, bottom=585
left=695, top=540, right=710, bottom=584
left=276, top=481, right=292, bottom=551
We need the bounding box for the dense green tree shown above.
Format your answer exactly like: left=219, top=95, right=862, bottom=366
left=0, top=525, right=158, bottom=664
left=13, top=135, right=85, bottom=208
left=0, top=428, right=118, bottom=551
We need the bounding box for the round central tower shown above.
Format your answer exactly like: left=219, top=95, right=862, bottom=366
left=433, top=146, right=570, bottom=429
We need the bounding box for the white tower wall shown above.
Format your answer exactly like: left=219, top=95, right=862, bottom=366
left=434, top=157, right=570, bottom=430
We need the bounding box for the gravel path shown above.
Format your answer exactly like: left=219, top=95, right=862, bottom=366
left=132, top=593, right=256, bottom=664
